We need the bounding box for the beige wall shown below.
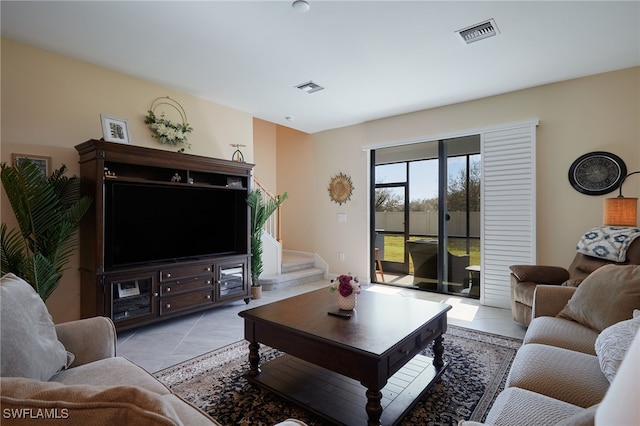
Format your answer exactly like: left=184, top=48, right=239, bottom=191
left=277, top=67, right=640, bottom=280
left=2, top=37, right=639, bottom=319
left=252, top=118, right=277, bottom=192
left=1, top=38, right=254, bottom=322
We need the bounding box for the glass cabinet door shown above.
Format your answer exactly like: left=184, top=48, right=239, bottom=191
left=109, top=276, right=155, bottom=323
left=217, top=260, right=247, bottom=301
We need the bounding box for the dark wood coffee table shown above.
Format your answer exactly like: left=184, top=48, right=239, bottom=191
left=239, top=288, right=451, bottom=425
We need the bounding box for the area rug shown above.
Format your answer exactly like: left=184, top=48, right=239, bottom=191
left=155, top=325, right=521, bottom=425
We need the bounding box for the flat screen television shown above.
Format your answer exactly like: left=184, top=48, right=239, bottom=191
left=105, top=181, right=246, bottom=268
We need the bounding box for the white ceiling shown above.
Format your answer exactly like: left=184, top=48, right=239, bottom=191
left=2, top=1, right=639, bottom=134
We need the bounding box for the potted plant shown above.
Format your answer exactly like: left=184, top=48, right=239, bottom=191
left=247, top=189, right=288, bottom=299
left=0, top=159, right=92, bottom=300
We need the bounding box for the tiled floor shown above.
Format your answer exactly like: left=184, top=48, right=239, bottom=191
left=117, top=279, right=527, bottom=373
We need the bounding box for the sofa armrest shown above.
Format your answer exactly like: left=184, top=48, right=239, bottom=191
left=55, top=316, right=116, bottom=367
left=509, top=265, right=570, bottom=284
left=531, top=285, right=577, bottom=318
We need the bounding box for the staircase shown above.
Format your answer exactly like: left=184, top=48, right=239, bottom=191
left=258, top=250, right=327, bottom=291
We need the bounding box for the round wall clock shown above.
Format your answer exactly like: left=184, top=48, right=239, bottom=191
left=568, top=151, right=626, bottom=195
left=328, top=172, right=354, bottom=205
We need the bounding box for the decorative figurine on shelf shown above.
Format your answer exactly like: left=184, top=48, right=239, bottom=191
left=103, top=167, right=117, bottom=179
left=231, top=144, right=246, bottom=162
left=171, top=173, right=182, bottom=183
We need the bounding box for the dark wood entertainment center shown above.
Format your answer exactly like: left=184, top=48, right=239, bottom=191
left=75, top=139, right=254, bottom=330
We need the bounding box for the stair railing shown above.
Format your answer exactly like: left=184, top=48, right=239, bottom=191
left=252, top=178, right=283, bottom=245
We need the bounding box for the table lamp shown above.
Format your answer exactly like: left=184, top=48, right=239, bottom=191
left=603, top=171, right=640, bottom=226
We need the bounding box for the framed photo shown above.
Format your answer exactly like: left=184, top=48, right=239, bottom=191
left=117, top=281, right=140, bottom=298
left=101, top=114, right=131, bottom=144
left=12, top=154, right=51, bottom=176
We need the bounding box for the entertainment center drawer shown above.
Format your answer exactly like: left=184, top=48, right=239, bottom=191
left=160, top=264, right=213, bottom=282
left=160, top=290, right=215, bottom=315
left=160, top=276, right=213, bottom=296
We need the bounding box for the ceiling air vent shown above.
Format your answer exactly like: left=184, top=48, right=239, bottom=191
left=457, top=19, right=499, bottom=44
left=295, top=81, right=324, bottom=94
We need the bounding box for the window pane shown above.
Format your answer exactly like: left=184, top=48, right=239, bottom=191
left=375, top=163, right=406, bottom=184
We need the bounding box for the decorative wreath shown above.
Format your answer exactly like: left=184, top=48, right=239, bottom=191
left=145, top=96, right=193, bottom=152
left=328, top=172, right=354, bottom=205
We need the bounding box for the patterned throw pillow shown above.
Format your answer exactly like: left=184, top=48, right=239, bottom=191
left=595, top=310, right=640, bottom=382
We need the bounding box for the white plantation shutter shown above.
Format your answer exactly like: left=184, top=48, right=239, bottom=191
left=480, top=124, right=537, bottom=308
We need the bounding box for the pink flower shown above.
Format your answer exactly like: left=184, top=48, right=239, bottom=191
left=330, top=273, right=360, bottom=296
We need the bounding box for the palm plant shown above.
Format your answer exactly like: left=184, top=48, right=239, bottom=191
left=0, top=159, right=92, bottom=300
left=247, top=189, right=288, bottom=286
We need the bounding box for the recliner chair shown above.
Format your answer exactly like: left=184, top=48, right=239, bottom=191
left=509, top=231, right=640, bottom=326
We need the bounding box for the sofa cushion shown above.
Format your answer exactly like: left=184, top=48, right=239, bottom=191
left=557, top=264, right=640, bottom=332
left=595, top=309, right=640, bottom=382
left=51, top=357, right=170, bottom=396
left=0, top=274, right=71, bottom=381
left=553, top=404, right=597, bottom=426
left=0, top=377, right=182, bottom=426
left=524, top=316, right=598, bottom=355
left=506, top=343, right=609, bottom=408
left=481, top=387, right=583, bottom=426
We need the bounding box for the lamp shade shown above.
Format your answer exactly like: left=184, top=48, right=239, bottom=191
left=603, top=197, right=638, bottom=226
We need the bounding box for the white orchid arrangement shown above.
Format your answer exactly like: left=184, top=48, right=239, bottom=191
left=145, top=110, right=193, bottom=152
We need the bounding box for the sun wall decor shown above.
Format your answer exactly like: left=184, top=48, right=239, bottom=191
left=328, top=172, right=354, bottom=205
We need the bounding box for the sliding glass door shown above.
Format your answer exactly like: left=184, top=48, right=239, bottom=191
left=371, top=137, right=481, bottom=297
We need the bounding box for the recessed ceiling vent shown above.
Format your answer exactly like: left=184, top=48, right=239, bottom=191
left=457, top=19, right=499, bottom=44
left=295, top=81, right=324, bottom=93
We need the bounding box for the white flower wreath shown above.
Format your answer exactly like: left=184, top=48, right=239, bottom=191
left=145, top=97, right=193, bottom=152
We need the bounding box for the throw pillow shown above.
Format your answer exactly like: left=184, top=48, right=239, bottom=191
left=0, top=274, right=72, bottom=381
left=595, top=310, right=640, bottom=382
left=557, top=264, right=640, bottom=332
left=0, top=377, right=181, bottom=426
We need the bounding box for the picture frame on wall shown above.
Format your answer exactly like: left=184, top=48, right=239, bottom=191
left=12, top=154, right=51, bottom=176
left=101, top=114, right=131, bottom=144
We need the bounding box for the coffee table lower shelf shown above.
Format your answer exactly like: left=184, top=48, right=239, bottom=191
left=245, top=353, right=447, bottom=425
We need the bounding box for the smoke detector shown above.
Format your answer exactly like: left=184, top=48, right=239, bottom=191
left=456, top=19, right=499, bottom=44
left=295, top=81, right=324, bottom=94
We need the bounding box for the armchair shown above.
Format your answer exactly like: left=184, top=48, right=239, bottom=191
left=510, top=232, right=640, bottom=326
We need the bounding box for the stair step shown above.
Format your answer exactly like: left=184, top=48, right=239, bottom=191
left=259, top=267, right=325, bottom=292
left=281, top=252, right=316, bottom=274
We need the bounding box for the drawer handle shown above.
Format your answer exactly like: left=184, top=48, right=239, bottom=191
left=206, top=280, right=212, bottom=285
left=166, top=273, right=171, bottom=278
left=165, top=303, right=171, bottom=309
left=166, top=287, right=171, bottom=292
left=400, top=349, right=410, bottom=356
left=206, top=294, right=211, bottom=299
left=205, top=267, right=211, bottom=272
left=153, top=292, right=159, bottom=297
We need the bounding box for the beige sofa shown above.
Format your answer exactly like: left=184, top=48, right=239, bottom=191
left=461, top=264, right=640, bottom=426
left=0, top=273, right=305, bottom=426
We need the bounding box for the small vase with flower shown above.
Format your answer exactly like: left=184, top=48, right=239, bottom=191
left=330, top=273, right=360, bottom=311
